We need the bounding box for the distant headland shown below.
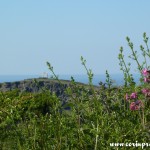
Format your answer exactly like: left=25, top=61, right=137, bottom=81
left=0, top=78, right=95, bottom=101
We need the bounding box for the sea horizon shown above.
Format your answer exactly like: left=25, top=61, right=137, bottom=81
left=0, top=74, right=141, bottom=86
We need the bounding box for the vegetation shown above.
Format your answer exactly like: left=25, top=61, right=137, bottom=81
left=0, top=33, right=150, bottom=149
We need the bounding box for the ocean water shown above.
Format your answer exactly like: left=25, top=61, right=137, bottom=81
left=0, top=74, right=141, bottom=86
left=59, top=74, right=141, bottom=86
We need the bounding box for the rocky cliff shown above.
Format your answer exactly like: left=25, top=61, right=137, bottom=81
left=0, top=78, right=89, bottom=101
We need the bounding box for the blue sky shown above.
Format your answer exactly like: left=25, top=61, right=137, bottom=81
left=0, top=0, right=150, bottom=76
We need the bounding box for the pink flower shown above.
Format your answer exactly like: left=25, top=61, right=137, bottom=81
left=125, top=93, right=129, bottom=100
left=130, top=100, right=143, bottom=111
left=144, top=77, right=148, bottom=82
left=144, top=77, right=150, bottom=83
left=142, top=68, right=149, bottom=76
left=142, top=88, right=150, bottom=94
left=142, top=88, right=150, bottom=97
left=130, top=92, right=137, bottom=99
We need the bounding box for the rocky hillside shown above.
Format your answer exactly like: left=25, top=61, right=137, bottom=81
left=0, top=78, right=92, bottom=101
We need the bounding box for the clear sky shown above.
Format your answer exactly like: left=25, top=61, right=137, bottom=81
left=0, top=0, right=150, bottom=76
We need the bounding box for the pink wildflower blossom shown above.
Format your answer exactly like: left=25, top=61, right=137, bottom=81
left=142, top=88, right=150, bottom=97
left=142, top=68, right=149, bottom=76
left=142, top=88, right=150, bottom=94
left=125, top=93, right=129, bottom=100
left=130, top=92, right=137, bottom=99
left=144, top=78, right=150, bottom=83
left=130, top=100, right=143, bottom=111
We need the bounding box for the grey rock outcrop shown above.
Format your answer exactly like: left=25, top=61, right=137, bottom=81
left=0, top=78, right=86, bottom=101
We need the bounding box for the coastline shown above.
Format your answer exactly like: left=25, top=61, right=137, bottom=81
left=0, top=74, right=141, bottom=86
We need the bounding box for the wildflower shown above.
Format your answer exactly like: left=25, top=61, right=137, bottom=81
left=125, top=93, right=129, bottom=100
left=130, top=92, right=137, bottom=99
left=144, top=77, right=150, bottom=83
left=142, top=88, right=150, bottom=94
left=130, top=100, right=143, bottom=111
left=144, top=77, right=148, bottom=82
left=142, top=88, right=150, bottom=97
left=142, top=68, right=149, bottom=76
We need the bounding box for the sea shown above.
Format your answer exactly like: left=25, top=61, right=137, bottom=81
left=0, top=74, right=141, bottom=86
